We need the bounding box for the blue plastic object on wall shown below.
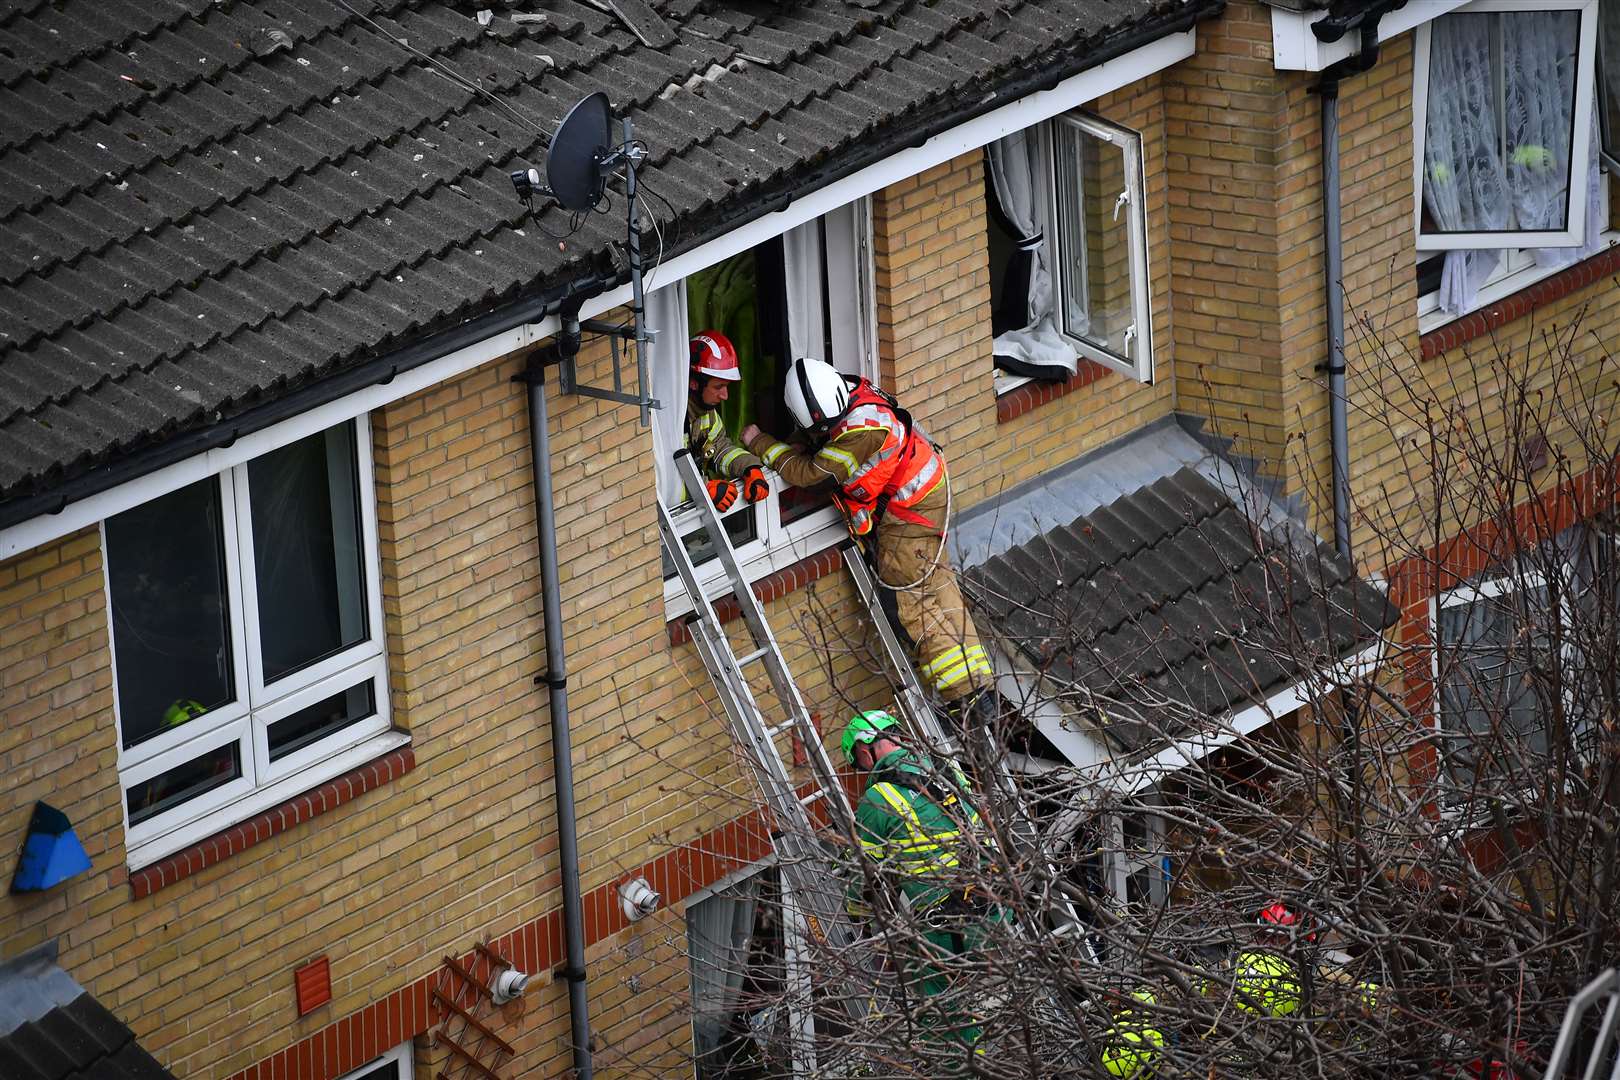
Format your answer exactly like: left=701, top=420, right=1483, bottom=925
left=10, top=801, right=92, bottom=893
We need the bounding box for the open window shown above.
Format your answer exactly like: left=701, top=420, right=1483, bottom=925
left=687, top=865, right=792, bottom=1080
left=985, top=112, right=1152, bottom=392
left=103, top=418, right=393, bottom=867
left=650, top=200, right=877, bottom=612
left=1414, top=1, right=1599, bottom=251
left=1603, top=0, right=1620, bottom=171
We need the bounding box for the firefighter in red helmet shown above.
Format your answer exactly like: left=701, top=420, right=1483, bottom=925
left=687, top=331, right=769, bottom=511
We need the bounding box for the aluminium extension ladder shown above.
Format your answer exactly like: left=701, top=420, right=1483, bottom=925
left=657, top=450, right=866, bottom=1053
left=660, top=451, right=1087, bottom=960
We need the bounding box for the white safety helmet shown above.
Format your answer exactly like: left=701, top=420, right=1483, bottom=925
left=784, top=357, right=850, bottom=433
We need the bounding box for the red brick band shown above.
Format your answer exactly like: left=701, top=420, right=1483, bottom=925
left=667, top=545, right=846, bottom=646
left=224, top=796, right=792, bottom=1080
left=129, top=747, right=416, bottom=900
left=995, top=359, right=1111, bottom=423
left=1419, top=245, right=1620, bottom=360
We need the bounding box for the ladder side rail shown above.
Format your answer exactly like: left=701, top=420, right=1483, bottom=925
left=840, top=545, right=1091, bottom=944
left=687, top=624, right=860, bottom=954
left=839, top=544, right=942, bottom=744
left=685, top=622, right=817, bottom=837
left=668, top=451, right=858, bottom=837
left=671, top=452, right=779, bottom=649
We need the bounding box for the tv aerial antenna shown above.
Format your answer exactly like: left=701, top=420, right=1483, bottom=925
left=511, top=91, right=660, bottom=425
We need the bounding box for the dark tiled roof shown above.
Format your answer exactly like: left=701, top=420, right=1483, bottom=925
left=966, top=468, right=1394, bottom=748
left=0, top=944, right=175, bottom=1080
left=0, top=0, right=1217, bottom=513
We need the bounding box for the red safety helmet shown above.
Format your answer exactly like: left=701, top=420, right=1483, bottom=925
left=1258, top=901, right=1316, bottom=942
left=1257, top=903, right=1297, bottom=929
left=690, top=331, right=741, bottom=381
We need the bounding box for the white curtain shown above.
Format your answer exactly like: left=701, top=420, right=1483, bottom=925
left=1424, top=13, right=1509, bottom=314
left=647, top=282, right=691, bottom=506
left=687, top=875, right=761, bottom=1063
left=1504, top=10, right=1578, bottom=235
left=1537, top=94, right=1605, bottom=269
left=782, top=217, right=827, bottom=365
left=987, top=130, right=1079, bottom=375
left=822, top=201, right=870, bottom=374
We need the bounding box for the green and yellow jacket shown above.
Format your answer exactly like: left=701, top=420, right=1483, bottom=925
left=851, top=747, right=980, bottom=915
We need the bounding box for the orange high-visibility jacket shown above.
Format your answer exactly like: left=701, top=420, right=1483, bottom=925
left=819, top=379, right=944, bottom=535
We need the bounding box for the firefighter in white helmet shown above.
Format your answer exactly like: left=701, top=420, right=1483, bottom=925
left=742, top=358, right=993, bottom=710
left=687, top=331, right=769, bottom=512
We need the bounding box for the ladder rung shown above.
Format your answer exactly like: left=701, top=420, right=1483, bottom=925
left=736, top=646, right=770, bottom=667
left=799, top=788, right=826, bottom=806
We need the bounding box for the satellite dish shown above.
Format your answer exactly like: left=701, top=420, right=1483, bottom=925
left=547, top=91, right=613, bottom=212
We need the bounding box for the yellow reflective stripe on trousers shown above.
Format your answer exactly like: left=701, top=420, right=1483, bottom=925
left=923, top=643, right=992, bottom=692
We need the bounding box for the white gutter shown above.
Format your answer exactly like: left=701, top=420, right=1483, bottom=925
left=0, top=27, right=1196, bottom=562
left=1269, top=1, right=1467, bottom=70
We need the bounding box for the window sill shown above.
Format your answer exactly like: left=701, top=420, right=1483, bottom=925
left=995, top=360, right=1113, bottom=423
left=1419, top=241, right=1620, bottom=358
left=668, top=545, right=847, bottom=646
left=128, top=736, right=414, bottom=898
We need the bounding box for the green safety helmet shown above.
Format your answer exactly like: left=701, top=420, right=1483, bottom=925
left=163, top=699, right=208, bottom=728
left=839, top=710, right=900, bottom=765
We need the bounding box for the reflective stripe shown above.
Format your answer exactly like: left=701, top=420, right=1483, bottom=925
left=925, top=644, right=992, bottom=691
left=868, top=783, right=962, bottom=870
left=847, top=442, right=897, bottom=485
left=762, top=442, right=790, bottom=467
left=893, top=451, right=941, bottom=504
left=817, top=442, right=860, bottom=474
left=717, top=446, right=748, bottom=471
left=849, top=508, right=873, bottom=534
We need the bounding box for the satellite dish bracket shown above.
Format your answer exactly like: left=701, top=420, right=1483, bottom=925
left=539, top=105, right=659, bottom=426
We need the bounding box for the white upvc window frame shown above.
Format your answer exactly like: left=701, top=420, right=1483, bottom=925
left=105, top=416, right=396, bottom=869
left=1412, top=0, right=1601, bottom=251
left=339, top=1042, right=414, bottom=1080
left=1045, top=112, right=1154, bottom=383
left=656, top=199, right=880, bottom=618
left=1414, top=189, right=1615, bottom=331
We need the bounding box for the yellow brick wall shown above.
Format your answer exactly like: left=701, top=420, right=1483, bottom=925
left=1166, top=1, right=1620, bottom=564
left=12, top=6, right=1619, bottom=1077
left=0, top=329, right=892, bottom=1078
left=1166, top=1, right=1292, bottom=478
left=878, top=76, right=1176, bottom=514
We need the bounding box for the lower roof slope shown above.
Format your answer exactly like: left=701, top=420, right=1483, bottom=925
left=0, top=943, right=176, bottom=1080
left=966, top=466, right=1395, bottom=750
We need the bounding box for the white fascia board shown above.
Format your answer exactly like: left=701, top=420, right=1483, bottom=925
left=583, top=28, right=1197, bottom=312
left=0, top=28, right=1195, bottom=563
left=1110, top=640, right=1386, bottom=794
left=1270, top=1, right=1469, bottom=71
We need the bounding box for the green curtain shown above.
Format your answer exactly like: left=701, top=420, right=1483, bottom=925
left=686, top=252, right=771, bottom=436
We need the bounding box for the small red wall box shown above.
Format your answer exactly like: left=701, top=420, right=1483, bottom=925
left=294, top=956, right=332, bottom=1016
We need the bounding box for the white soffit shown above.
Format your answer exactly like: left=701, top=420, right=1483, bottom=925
left=0, top=28, right=1196, bottom=561
left=1269, top=1, right=1470, bottom=71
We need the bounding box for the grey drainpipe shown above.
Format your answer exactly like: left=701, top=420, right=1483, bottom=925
left=519, top=310, right=593, bottom=1080
left=1315, top=15, right=1391, bottom=561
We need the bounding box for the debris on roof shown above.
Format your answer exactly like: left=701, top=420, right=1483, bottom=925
left=0, top=0, right=1218, bottom=514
